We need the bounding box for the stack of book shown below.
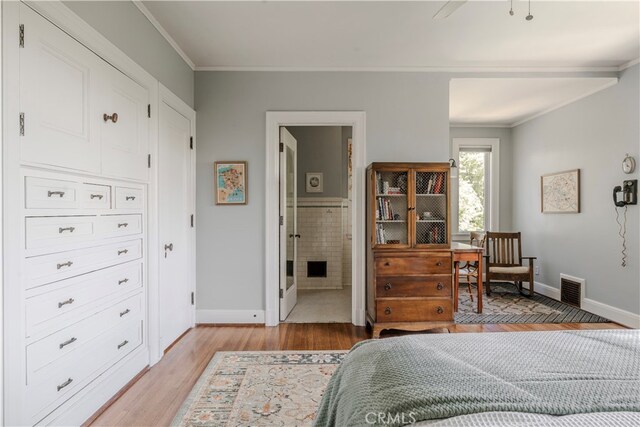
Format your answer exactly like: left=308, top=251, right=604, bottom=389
left=424, top=173, right=445, bottom=194
left=377, top=197, right=395, bottom=220
left=375, top=223, right=386, bottom=244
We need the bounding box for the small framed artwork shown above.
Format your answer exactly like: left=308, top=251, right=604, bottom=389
left=215, top=161, right=247, bottom=205
left=306, top=172, right=323, bottom=193
left=541, top=169, right=580, bottom=213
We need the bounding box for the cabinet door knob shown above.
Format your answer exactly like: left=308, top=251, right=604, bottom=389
left=384, top=262, right=390, bottom=266
left=384, top=283, right=392, bottom=291
left=384, top=307, right=392, bottom=315
left=103, top=113, right=118, bottom=123
left=436, top=261, right=443, bottom=267
left=436, top=306, right=444, bottom=314
left=437, top=283, right=444, bottom=290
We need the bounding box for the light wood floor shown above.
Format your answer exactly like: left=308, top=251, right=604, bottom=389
left=90, top=322, right=624, bottom=427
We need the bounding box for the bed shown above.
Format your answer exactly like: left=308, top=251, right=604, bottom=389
left=314, top=329, right=640, bottom=426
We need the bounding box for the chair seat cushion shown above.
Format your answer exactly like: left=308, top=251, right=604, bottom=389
left=490, top=266, right=530, bottom=274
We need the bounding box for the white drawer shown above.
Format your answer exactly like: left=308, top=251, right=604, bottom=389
left=99, top=214, right=142, bottom=239
left=25, top=216, right=97, bottom=250
left=114, top=186, right=143, bottom=209
left=25, top=177, right=79, bottom=209
left=80, top=183, right=111, bottom=209
left=27, top=294, right=142, bottom=376
left=26, top=239, right=143, bottom=289
left=26, top=262, right=143, bottom=337
left=27, top=319, right=142, bottom=423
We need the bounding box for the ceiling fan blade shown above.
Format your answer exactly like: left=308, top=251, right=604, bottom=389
left=433, top=0, right=468, bottom=19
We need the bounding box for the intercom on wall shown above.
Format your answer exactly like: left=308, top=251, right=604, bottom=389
left=613, top=179, right=638, bottom=207
left=614, top=154, right=637, bottom=268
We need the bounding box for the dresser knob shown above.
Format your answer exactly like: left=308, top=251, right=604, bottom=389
left=436, top=306, right=444, bottom=314
left=437, top=283, right=444, bottom=290
left=384, top=262, right=390, bottom=266
left=384, top=307, right=392, bottom=315
left=384, top=283, right=392, bottom=291
left=436, top=261, right=443, bottom=267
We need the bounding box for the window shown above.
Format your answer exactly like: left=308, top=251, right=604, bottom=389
left=451, top=138, right=499, bottom=236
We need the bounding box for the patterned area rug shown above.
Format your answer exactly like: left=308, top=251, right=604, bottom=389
left=455, top=282, right=610, bottom=324
left=172, top=351, right=346, bottom=427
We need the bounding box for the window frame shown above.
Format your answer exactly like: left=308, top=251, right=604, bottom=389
left=451, top=138, right=500, bottom=240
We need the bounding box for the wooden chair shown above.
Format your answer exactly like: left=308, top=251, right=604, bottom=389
left=458, top=231, right=486, bottom=302
left=484, top=232, right=536, bottom=297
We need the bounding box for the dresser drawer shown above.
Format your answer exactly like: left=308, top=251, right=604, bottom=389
left=25, top=239, right=143, bottom=289
left=375, top=255, right=451, bottom=276
left=80, top=183, right=111, bottom=209
left=375, top=298, right=453, bottom=322
left=27, top=318, right=142, bottom=423
left=376, top=276, right=452, bottom=298
left=99, top=214, right=142, bottom=238
left=25, top=177, right=79, bottom=209
left=25, top=216, right=97, bottom=250
left=114, top=186, right=143, bottom=209
left=26, top=262, right=143, bottom=337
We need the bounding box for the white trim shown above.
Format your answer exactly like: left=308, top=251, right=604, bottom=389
left=131, top=1, right=196, bottom=71
left=196, top=310, right=265, bottom=324
left=265, top=112, right=366, bottom=327
left=510, top=78, right=618, bottom=127
left=618, top=57, right=640, bottom=71
left=194, top=65, right=624, bottom=73
left=450, top=123, right=512, bottom=129
left=451, top=138, right=500, bottom=233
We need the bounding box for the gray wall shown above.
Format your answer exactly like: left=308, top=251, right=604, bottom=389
left=64, top=1, right=194, bottom=107
left=450, top=127, right=513, bottom=231
left=511, top=64, right=640, bottom=314
left=287, top=126, right=347, bottom=199
left=195, top=71, right=450, bottom=311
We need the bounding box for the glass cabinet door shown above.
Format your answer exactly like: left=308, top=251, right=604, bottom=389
left=374, top=169, right=409, bottom=246
left=414, top=169, right=448, bottom=246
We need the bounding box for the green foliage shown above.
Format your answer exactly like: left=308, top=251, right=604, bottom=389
left=459, top=152, right=485, bottom=231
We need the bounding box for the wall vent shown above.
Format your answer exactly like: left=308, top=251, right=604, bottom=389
left=560, top=274, right=585, bottom=308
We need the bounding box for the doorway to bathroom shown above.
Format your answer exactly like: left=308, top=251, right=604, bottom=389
left=280, top=125, right=354, bottom=323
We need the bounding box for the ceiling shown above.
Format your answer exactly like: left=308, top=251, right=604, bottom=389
left=449, top=77, right=619, bottom=126
left=139, top=1, right=640, bottom=71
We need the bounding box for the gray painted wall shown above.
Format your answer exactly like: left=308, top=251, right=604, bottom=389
left=511, top=64, right=640, bottom=314
left=195, top=71, right=450, bottom=311
left=450, top=127, right=513, bottom=231
left=287, top=126, right=347, bottom=198
left=64, top=1, right=194, bottom=107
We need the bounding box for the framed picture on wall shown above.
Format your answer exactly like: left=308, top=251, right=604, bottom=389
left=215, top=161, right=247, bottom=205
left=306, top=172, right=323, bottom=193
left=541, top=169, right=580, bottom=213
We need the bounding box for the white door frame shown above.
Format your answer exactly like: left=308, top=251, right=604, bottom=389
left=265, top=111, right=366, bottom=327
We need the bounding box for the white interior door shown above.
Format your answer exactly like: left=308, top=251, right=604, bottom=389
left=280, top=127, right=298, bottom=321
left=159, top=101, right=193, bottom=351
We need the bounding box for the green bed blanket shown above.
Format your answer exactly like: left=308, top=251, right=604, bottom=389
left=314, top=330, right=640, bottom=427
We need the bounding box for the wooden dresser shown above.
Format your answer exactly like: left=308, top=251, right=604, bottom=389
left=366, top=163, right=454, bottom=338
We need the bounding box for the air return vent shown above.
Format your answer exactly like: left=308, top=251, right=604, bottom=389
left=560, top=274, right=585, bottom=308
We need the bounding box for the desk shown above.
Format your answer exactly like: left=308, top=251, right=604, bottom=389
left=451, top=242, right=484, bottom=314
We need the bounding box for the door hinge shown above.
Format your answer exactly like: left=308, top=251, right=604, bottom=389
left=279, top=142, right=284, bottom=153
left=190, top=214, right=194, bottom=228
left=279, top=289, right=283, bottom=299
left=279, top=215, right=283, bottom=226
left=19, top=113, right=25, bottom=136
left=191, top=292, right=195, bottom=305
left=147, top=104, right=151, bottom=118
left=147, top=154, right=151, bottom=168
left=190, top=136, right=193, bottom=150
left=19, top=24, right=24, bottom=48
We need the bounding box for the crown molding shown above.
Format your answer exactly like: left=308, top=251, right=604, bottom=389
left=450, top=123, right=512, bottom=129
left=131, top=0, right=195, bottom=70
left=619, top=57, right=640, bottom=71
left=194, top=65, right=625, bottom=73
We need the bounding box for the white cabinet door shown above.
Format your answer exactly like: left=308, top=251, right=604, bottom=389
left=19, top=5, right=101, bottom=173
left=100, top=64, right=150, bottom=182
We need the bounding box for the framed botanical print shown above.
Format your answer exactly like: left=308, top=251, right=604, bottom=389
left=541, top=169, right=580, bottom=213
left=215, top=161, right=247, bottom=205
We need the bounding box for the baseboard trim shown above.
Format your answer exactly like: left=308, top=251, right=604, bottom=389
left=524, top=281, right=639, bottom=328
left=196, top=309, right=265, bottom=324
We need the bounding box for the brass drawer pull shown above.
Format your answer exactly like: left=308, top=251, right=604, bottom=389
left=90, top=194, right=104, bottom=200
left=58, top=298, right=75, bottom=308
left=57, top=261, right=73, bottom=270
left=120, top=308, right=130, bottom=317
left=117, top=223, right=129, bottom=228
left=125, top=195, right=136, bottom=201
left=117, top=340, right=129, bottom=350
left=57, top=378, right=73, bottom=392
left=48, top=190, right=65, bottom=198
left=118, top=278, right=129, bottom=285
left=384, top=283, right=392, bottom=291
left=118, top=249, right=128, bottom=256
left=437, top=283, right=444, bottom=291
left=436, top=306, right=444, bottom=314
left=103, top=113, right=118, bottom=123
left=59, top=337, right=77, bottom=349
left=58, top=226, right=75, bottom=234
left=384, top=307, right=392, bottom=315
